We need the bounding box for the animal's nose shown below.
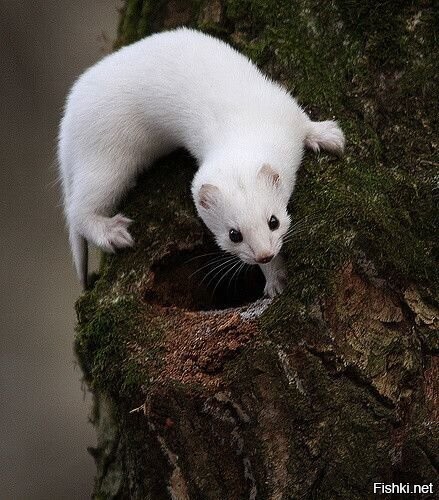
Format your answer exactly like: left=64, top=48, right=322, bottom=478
left=256, top=254, right=274, bottom=264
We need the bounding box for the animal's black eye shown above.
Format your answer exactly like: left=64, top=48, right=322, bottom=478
left=268, top=215, right=279, bottom=231
left=229, top=228, right=243, bottom=243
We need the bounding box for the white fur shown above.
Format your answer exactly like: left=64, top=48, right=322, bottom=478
left=58, top=28, right=345, bottom=295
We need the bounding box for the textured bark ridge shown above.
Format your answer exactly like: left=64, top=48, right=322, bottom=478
left=76, top=1, right=438, bottom=498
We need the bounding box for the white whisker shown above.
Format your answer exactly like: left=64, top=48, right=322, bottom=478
left=204, top=259, right=239, bottom=290
left=184, top=250, right=223, bottom=264
left=189, top=254, right=235, bottom=280
left=211, top=259, right=242, bottom=298
left=200, top=256, right=238, bottom=286
left=228, top=261, right=246, bottom=294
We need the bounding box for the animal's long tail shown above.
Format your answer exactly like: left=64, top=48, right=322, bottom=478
left=69, top=229, right=88, bottom=289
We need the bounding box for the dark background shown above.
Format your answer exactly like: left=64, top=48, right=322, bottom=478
left=0, top=1, right=119, bottom=497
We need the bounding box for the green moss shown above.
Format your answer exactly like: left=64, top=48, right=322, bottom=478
left=76, top=294, right=139, bottom=395
left=75, top=264, right=165, bottom=400
left=116, top=0, right=144, bottom=48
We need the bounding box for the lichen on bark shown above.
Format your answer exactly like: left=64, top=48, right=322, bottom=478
left=76, top=1, right=438, bottom=498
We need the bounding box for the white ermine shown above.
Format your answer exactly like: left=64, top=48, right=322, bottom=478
left=58, top=28, right=345, bottom=297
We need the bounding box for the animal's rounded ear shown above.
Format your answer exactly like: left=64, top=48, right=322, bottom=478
left=258, top=163, right=280, bottom=188
left=198, top=184, right=220, bottom=210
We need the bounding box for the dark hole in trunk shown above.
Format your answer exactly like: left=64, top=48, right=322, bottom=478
left=143, top=245, right=265, bottom=311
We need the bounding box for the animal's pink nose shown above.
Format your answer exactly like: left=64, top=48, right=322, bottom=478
left=256, top=254, right=274, bottom=264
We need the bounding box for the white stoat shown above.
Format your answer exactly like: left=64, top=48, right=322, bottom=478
left=58, top=28, right=345, bottom=296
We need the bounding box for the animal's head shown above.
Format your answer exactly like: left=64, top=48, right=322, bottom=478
left=193, top=164, right=291, bottom=265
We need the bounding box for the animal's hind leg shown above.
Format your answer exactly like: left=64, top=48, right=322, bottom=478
left=83, top=213, right=134, bottom=253
left=68, top=159, right=137, bottom=253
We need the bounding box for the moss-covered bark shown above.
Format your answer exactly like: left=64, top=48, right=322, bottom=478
left=76, top=1, right=438, bottom=498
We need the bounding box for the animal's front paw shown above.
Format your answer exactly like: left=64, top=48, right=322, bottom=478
left=263, top=267, right=287, bottom=298
left=264, top=277, right=285, bottom=298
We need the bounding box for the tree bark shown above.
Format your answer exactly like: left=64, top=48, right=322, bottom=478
left=76, top=1, right=438, bottom=498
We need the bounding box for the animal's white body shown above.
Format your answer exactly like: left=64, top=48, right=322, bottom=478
left=59, top=28, right=344, bottom=295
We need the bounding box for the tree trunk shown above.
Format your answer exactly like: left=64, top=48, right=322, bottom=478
left=76, top=1, right=438, bottom=498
